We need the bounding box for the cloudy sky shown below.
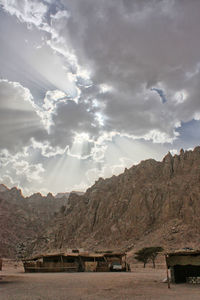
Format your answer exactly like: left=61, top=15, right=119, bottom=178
left=0, top=0, right=200, bottom=195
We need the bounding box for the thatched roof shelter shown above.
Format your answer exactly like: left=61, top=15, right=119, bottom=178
left=165, top=249, right=200, bottom=283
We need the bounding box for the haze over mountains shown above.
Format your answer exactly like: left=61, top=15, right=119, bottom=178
left=1, top=147, right=200, bottom=258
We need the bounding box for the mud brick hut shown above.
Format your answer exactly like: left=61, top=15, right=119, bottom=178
left=23, top=251, right=129, bottom=273
left=165, top=250, right=200, bottom=283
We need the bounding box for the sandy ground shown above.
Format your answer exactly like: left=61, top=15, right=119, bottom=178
left=0, top=262, right=200, bottom=300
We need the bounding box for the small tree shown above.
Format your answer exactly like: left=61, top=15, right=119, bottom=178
left=147, top=246, right=163, bottom=268
left=134, top=248, right=150, bottom=268
left=135, top=246, right=163, bottom=268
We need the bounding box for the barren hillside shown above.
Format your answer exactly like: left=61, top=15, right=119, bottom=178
left=0, top=187, right=68, bottom=257
left=31, top=147, right=200, bottom=255
left=1, top=147, right=200, bottom=258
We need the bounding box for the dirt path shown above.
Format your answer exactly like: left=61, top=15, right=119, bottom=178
left=1, top=266, right=200, bottom=300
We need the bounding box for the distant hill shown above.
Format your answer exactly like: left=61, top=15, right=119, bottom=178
left=0, top=187, right=67, bottom=257
left=55, top=191, right=84, bottom=199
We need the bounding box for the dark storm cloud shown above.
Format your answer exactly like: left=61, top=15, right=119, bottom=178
left=2, top=0, right=200, bottom=140
left=48, top=98, right=100, bottom=148
left=56, top=0, right=200, bottom=141
left=151, top=88, right=167, bottom=104
left=3, top=0, right=200, bottom=145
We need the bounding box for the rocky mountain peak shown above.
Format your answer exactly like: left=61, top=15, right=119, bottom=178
left=0, top=183, right=9, bottom=192
left=163, top=151, right=173, bottom=161
left=9, top=186, right=23, bottom=198
left=47, top=192, right=54, bottom=199
left=180, top=148, right=185, bottom=156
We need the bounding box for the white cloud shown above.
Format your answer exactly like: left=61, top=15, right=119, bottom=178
left=2, top=0, right=200, bottom=146
left=0, top=78, right=99, bottom=153
left=0, top=174, right=14, bottom=187
left=142, top=129, right=179, bottom=144
left=30, top=138, right=68, bottom=158
left=0, top=146, right=44, bottom=191
left=0, top=0, right=48, bottom=27
left=0, top=79, right=34, bottom=109
left=15, top=160, right=44, bottom=182
left=0, top=79, right=46, bottom=150
left=50, top=10, right=70, bottom=21
left=38, top=89, right=69, bottom=132
left=1, top=0, right=200, bottom=194
left=173, top=90, right=188, bottom=105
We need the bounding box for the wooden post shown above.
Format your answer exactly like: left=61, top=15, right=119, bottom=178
left=94, top=256, right=97, bottom=272
left=60, top=255, right=63, bottom=271
left=125, top=254, right=128, bottom=271
left=165, top=255, right=170, bottom=289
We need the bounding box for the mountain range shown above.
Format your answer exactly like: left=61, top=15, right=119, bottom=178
left=1, top=147, right=200, bottom=258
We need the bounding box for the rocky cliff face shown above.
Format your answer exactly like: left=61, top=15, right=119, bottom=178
left=33, top=147, right=200, bottom=254
left=0, top=187, right=68, bottom=257
left=2, top=147, right=200, bottom=258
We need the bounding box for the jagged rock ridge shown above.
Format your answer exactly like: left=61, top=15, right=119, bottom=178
left=0, top=187, right=68, bottom=257
left=33, top=147, right=200, bottom=254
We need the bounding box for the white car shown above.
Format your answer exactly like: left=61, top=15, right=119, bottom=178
left=111, top=262, right=123, bottom=271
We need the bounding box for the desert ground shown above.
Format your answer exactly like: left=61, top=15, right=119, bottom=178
left=0, top=260, right=200, bottom=300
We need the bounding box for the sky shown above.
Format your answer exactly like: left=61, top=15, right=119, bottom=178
left=0, top=0, right=200, bottom=196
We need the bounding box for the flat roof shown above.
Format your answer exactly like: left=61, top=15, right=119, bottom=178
left=166, top=250, right=200, bottom=256
left=23, top=251, right=125, bottom=261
